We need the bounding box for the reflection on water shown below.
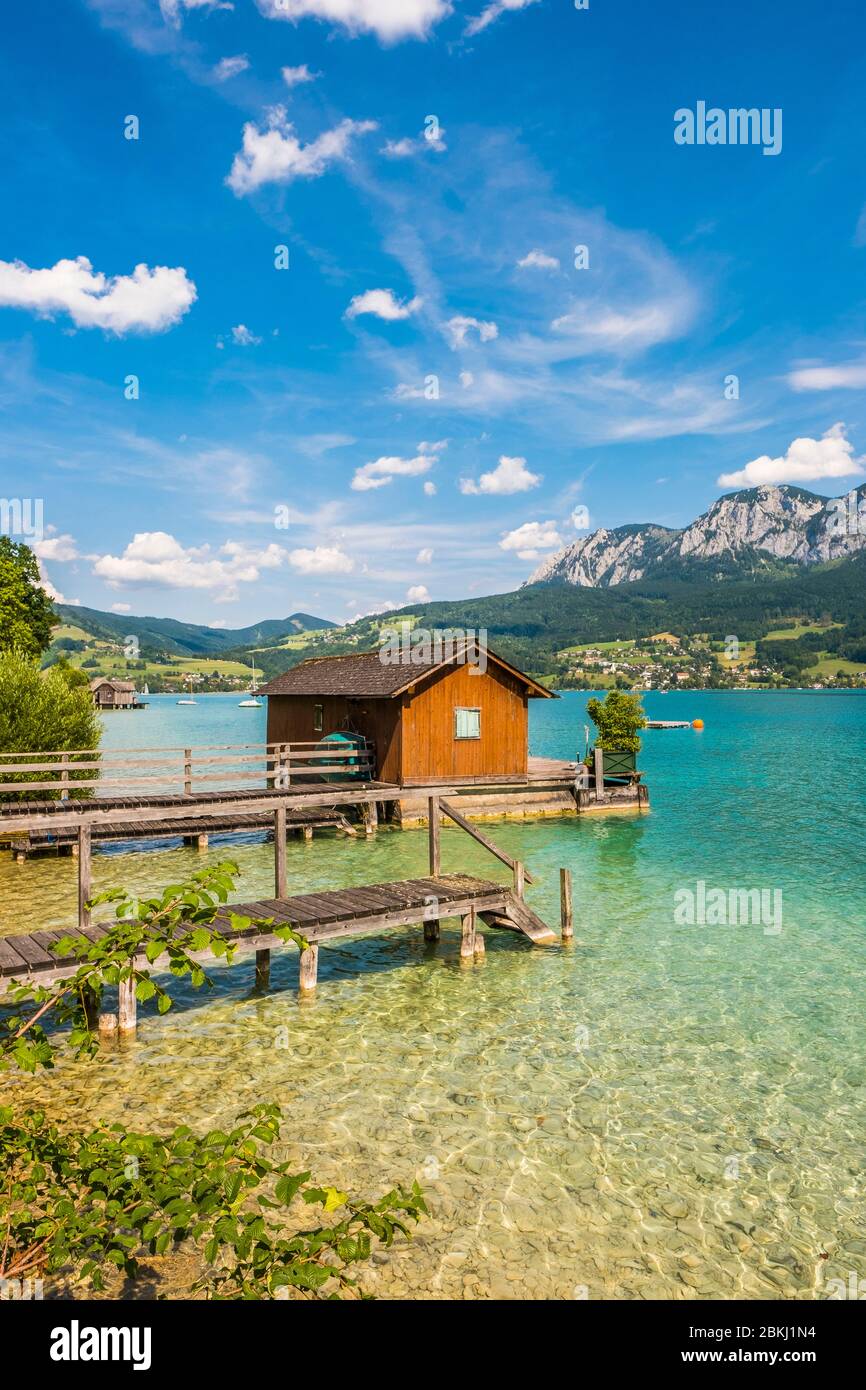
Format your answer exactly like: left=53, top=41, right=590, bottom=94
left=2, top=692, right=866, bottom=1299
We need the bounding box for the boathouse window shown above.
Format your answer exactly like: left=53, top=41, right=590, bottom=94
left=313, top=703, right=324, bottom=732
left=454, top=707, right=481, bottom=740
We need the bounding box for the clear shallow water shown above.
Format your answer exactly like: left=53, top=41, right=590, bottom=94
left=3, top=691, right=866, bottom=1300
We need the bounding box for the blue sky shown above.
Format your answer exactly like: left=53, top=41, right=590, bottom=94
left=2, top=0, right=866, bottom=625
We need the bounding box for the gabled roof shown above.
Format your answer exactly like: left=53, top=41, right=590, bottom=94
left=89, top=678, right=135, bottom=692
left=259, top=643, right=556, bottom=699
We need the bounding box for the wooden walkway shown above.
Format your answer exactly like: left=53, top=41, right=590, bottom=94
left=0, top=874, right=558, bottom=1005
left=1, top=807, right=357, bottom=859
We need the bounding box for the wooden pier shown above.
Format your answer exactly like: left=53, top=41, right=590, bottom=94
left=0, top=785, right=569, bottom=1029
left=0, top=873, right=557, bottom=999
left=3, top=806, right=357, bottom=861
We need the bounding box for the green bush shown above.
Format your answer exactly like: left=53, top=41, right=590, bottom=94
left=0, top=648, right=101, bottom=799
left=586, top=690, right=647, bottom=754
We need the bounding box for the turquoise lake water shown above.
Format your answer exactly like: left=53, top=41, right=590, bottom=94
left=3, top=690, right=865, bottom=1299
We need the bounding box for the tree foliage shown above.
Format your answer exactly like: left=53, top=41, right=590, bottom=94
left=0, top=648, right=101, bottom=799
left=0, top=537, right=56, bottom=656
left=0, top=1104, right=426, bottom=1299
left=586, top=689, right=647, bottom=753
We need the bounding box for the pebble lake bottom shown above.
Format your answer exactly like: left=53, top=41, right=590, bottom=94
left=2, top=690, right=865, bottom=1299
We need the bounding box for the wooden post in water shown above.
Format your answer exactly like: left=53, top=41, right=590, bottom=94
left=364, top=799, right=378, bottom=836
left=461, top=906, right=477, bottom=961
left=298, top=943, right=318, bottom=993
left=513, top=859, right=526, bottom=902
left=274, top=805, right=287, bottom=898
left=423, top=892, right=440, bottom=943
left=594, top=748, right=604, bottom=802
left=184, top=748, right=193, bottom=796
left=560, top=867, right=574, bottom=942
left=255, top=949, right=270, bottom=991
left=118, top=974, right=137, bottom=1035
left=428, top=796, right=441, bottom=877
left=78, top=823, right=92, bottom=931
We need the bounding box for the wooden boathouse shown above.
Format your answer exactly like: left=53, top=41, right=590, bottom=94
left=258, top=641, right=576, bottom=822
left=89, top=677, right=144, bottom=711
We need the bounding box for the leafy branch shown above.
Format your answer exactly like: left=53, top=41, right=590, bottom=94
left=0, top=861, right=307, bottom=1072
left=0, top=1104, right=426, bottom=1299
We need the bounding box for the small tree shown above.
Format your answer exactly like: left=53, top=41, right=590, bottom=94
left=0, top=537, right=57, bottom=656
left=586, top=689, right=647, bottom=754
left=0, top=648, right=101, bottom=799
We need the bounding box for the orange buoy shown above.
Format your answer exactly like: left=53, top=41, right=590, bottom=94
left=692, top=718, right=704, bottom=729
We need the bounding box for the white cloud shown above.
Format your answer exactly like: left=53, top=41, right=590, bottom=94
left=161, top=0, right=233, bottom=26
left=288, top=545, right=354, bottom=574
left=460, top=454, right=541, bottom=495
left=717, top=423, right=865, bottom=488
left=407, top=584, right=430, bottom=602
left=213, top=55, right=249, bottom=81
left=226, top=107, right=377, bottom=195
left=423, top=481, right=437, bottom=496
left=231, top=323, right=261, bottom=346
left=0, top=256, right=196, bottom=335
left=381, top=125, right=446, bottom=157
left=110, top=602, right=132, bottom=613
left=499, top=519, right=563, bottom=561
left=281, top=63, right=317, bottom=88
left=36, top=560, right=75, bottom=604
left=33, top=534, right=79, bottom=562
left=256, top=0, right=452, bottom=43
left=92, top=531, right=285, bottom=602
left=416, top=547, right=434, bottom=563
left=459, top=370, right=474, bottom=387
left=466, top=0, right=539, bottom=37
left=351, top=451, right=436, bottom=491
left=345, top=288, right=422, bottom=321
left=551, top=303, right=680, bottom=351
left=445, top=314, right=498, bottom=349
left=382, top=138, right=418, bottom=159
left=517, top=249, right=560, bottom=270
left=788, top=361, right=866, bottom=391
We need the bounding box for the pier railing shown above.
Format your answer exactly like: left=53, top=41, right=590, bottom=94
left=0, top=739, right=376, bottom=799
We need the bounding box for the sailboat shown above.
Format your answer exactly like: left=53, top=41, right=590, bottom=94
left=176, top=674, right=197, bottom=706
left=238, top=657, right=262, bottom=708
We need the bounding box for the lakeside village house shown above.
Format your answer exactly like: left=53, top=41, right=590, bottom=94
left=259, top=632, right=557, bottom=822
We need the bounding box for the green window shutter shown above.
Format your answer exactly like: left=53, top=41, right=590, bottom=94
left=454, top=707, right=481, bottom=739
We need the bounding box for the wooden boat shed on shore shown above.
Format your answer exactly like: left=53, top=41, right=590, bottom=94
left=259, top=642, right=556, bottom=787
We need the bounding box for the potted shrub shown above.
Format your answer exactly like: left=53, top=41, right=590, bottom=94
left=586, top=690, right=646, bottom=782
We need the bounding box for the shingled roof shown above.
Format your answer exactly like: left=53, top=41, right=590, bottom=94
left=258, top=645, right=555, bottom=699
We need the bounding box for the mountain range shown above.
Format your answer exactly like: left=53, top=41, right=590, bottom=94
left=527, top=484, right=866, bottom=588
left=52, top=483, right=866, bottom=684
left=55, top=606, right=334, bottom=658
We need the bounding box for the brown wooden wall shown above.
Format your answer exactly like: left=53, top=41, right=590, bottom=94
left=266, top=695, right=402, bottom=783
left=266, top=662, right=530, bottom=786
left=399, top=662, right=528, bottom=783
